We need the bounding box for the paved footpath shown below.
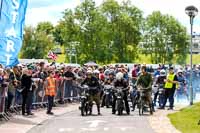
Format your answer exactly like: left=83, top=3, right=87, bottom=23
left=0, top=103, right=183, bottom=133
left=148, top=108, right=182, bottom=133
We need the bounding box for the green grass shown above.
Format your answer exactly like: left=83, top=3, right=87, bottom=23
left=19, top=44, right=200, bottom=64
left=168, top=103, right=200, bottom=133
left=56, top=53, right=200, bottom=64
left=186, top=54, right=200, bottom=64
left=56, top=54, right=66, bottom=63
left=136, top=54, right=200, bottom=64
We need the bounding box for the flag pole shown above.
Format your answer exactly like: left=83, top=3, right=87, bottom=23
left=0, top=0, right=3, bottom=20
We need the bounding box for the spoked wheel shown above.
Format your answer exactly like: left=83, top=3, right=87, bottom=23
left=149, top=102, right=153, bottom=115
left=81, top=103, right=85, bottom=116
left=85, top=103, right=89, bottom=116
left=139, top=99, right=144, bottom=116
left=118, top=108, right=123, bottom=115
left=131, top=97, right=137, bottom=111
left=105, top=95, right=110, bottom=108
left=117, top=100, right=123, bottom=116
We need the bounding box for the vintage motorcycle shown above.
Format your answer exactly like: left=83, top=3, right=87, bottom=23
left=114, top=87, right=129, bottom=115
left=103, top=84, right=113, bottom=108
left=79, top=85, right=90, bottom=116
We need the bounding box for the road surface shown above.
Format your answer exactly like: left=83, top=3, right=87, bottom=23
left=28, top=106, right=155, bottom=133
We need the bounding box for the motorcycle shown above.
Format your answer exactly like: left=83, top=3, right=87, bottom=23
left=114, top=87, right=129, bottom=115
left=137, top=85, right=153, bottom=116
left=79, top=85, right=90, bottom=116
left=158, top=84, right=165, bottom=107
left=129, top=84, right=140, bottom=111
left=103, top=84, right=113, bottom=108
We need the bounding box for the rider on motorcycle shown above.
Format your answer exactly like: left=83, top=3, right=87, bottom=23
left=93, top=70, right=100, bottom=80
left=153, top=69, right=166, bottom=107
left=81, top=70, right=101, bottom=115
left=136, top=66, right=153, bottom=109
left=101, top=71, right=115, bottom=107
left=104, top=71, right=115, bottom=85
left=112, top=72, right=130, bottom=115
left=176, top=69, right=188, bottom=102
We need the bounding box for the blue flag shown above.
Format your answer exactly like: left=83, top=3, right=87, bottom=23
left=0, top=0, right=28, bottom=67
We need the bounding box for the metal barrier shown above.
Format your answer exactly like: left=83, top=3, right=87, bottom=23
left=0, top=78, right=82, bottom=122
left=33, top=81, right=47, bottom=108
left=0, top=86, right=10, bottom=121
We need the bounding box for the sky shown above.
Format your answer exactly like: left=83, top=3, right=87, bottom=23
left=26, top=0, right=200, bottom=33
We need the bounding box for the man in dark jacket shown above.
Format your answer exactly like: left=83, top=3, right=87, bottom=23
left=21, top=67, right=34, bottom=116
left=64, top=66, right=75, bottom=101
left=112, top=72, right=130, bottom=115
left=136, top=66, right=153, bottom=112
left=81, top=70, right=101, bottom=115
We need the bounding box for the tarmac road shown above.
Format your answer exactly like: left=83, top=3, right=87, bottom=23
left=28, top=106, right=155, bottom=133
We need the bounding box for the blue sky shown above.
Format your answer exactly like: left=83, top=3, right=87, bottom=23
left=26, top=0, right=200, bottom=33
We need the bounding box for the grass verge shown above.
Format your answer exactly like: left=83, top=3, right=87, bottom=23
left=168, top=103, right=200, bottom=133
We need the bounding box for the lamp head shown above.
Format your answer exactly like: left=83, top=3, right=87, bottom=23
left=185, top=5, right=198, bottom=17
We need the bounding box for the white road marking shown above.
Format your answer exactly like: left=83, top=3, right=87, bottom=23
left=104, top=127, right=109, bottom=131
left=81, top=128, right=97, bottom=131
left=86, top=120, right=106, bottom=128
left=65, top=128, right=74, bottom=132
left=121, top=127, right=127, bottom=131
left=59, top=128, right=65, bottom=132
left=59, top=128, right=74, bottom=132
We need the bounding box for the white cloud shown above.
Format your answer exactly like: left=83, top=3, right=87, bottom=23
left=25, top=1, right=77, bottom=26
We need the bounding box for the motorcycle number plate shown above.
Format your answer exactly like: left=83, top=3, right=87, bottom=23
left=117, top=96, right=121, bottom=98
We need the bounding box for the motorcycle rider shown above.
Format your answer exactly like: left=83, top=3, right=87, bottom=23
left=104, top=71, right=115, bottom=85
left=136, top=65, right=153, bottom=111
left=93, top=70, right=100, bottom=80
left=112, top=72, right=130, bottom=115
left=81, top=70, right=101, bottom=115
left=154, top=69, right=166, bottom=107
left=176, top=69, right=188, bottom=102
left=101, top=71, right=115, bottom=107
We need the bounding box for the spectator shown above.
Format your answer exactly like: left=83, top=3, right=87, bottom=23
left=21, top=67, right=34, bottom=116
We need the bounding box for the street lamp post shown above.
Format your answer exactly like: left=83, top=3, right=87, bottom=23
left=66, top=41, right=80, bottom=64
left=185, top=5, right=198, bottom=105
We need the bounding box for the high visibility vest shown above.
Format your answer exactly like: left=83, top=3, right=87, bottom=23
left=45, top=77, right=56, bottom=96
left=164, top=74, right=175, bottom=89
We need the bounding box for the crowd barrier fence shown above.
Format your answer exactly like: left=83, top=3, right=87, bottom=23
left=0, top=79, right=80, bottom=121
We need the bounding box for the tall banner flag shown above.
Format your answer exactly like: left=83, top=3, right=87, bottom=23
left=0, top=0, right=28, bottom=67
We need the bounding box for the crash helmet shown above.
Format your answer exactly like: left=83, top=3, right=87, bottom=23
left=160, top=69, right=166, bottom=76
left=116, top=72, right=124, bottom=80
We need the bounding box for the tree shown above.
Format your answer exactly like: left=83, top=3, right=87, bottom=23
left=74, top=0, right=110, bottom=63
left=36, top=21, right=54, bottom=35
left=143, top=11, right=189, bottom=64
left=101, top=0, right=143, bottom=62
left=21, top=26, right=54, bottom=59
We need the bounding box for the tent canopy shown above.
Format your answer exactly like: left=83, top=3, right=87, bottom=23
left=84, top=61, right=98, bottom=66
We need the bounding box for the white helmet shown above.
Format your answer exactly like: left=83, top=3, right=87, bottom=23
left=93, top=70, right=100, bottom=74
left=177, top=69, right=183, bottom=73
left=116, top=72, right=124, bottom=80
left=160, top=69, right=166, bottom=76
